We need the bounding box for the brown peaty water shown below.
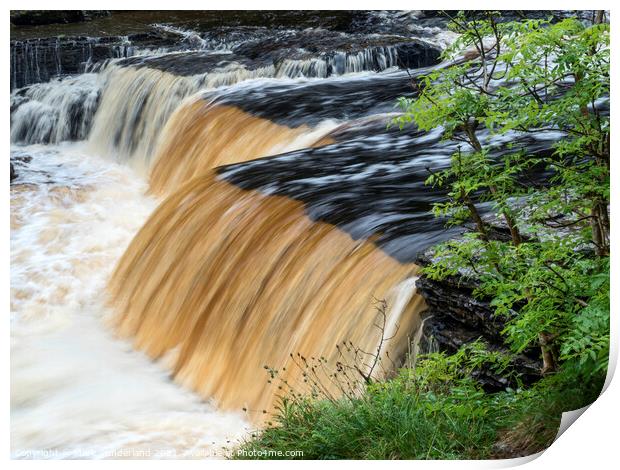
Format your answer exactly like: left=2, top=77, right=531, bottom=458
left=109, top=173, right=425, bottom=420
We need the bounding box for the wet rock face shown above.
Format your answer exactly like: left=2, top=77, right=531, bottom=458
left=414, top=258, right=543, bottom=392
left=210, top=70, right=424, bottom=127
left=116, top=31, right=442, bottom=79
left=11, top=38, right=96, bottom=89
left=10, top=33, right=179, bottom=90
left=416, top=275, right=508, bottom=344
left=10, top=11, right=445, bottom=91
left=229, top=29, right=440, bottom=64
left=117, top=51, right=268, bottom=77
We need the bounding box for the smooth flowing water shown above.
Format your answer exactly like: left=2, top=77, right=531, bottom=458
left=10, top=144, right=249, bottom=458
left=10, top=11, right=566, bottom=459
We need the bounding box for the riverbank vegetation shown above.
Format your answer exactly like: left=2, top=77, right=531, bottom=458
left=236, top=11, right=609, bottom=459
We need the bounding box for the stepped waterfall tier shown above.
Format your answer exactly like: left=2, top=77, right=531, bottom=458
left=109, top=174, right=423, bottom=416
left=10, top=10, right=609, bottom=461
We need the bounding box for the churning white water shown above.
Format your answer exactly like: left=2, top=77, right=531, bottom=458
left=10, top=143, right=249, bottom=459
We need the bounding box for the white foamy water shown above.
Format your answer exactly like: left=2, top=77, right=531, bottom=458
left=10, top=144, right=249, bottom=459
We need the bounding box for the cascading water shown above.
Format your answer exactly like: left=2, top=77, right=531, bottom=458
left=10, top=145, right=250, bottom=458
left=10, top=10, right=566, bottom=460
left=147, top=99, right=338, bottom=194
left=10, top=73, right=102, bottom=145
left=85, top=64, right=205, bottom=167
left=109, top=174, right=425, bottom=416
left=147, top=69, right=435, bottom=193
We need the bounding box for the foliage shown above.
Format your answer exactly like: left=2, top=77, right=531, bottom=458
left=395, top=11, right=610, bottom=382
left=235, top=345, right=602, bottom=460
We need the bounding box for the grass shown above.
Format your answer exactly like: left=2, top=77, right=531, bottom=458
left=236, top=374, right=497, bottom=459
left=233, top=352, right=604, bottom=460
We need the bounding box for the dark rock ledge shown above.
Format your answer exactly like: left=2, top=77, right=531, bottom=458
left=414, top=248, right=543, bottom=392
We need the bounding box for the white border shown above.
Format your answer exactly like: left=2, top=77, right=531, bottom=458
left=3, top=2, right=617, bottom=467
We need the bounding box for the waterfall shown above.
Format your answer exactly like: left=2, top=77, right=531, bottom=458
left=85, top=65, right=202, bottom=168
left=109, top=173, right=425, bottom=418
left=148, top=98, right=337, bottom=194
left=10, top=11, right=457, bottom=457
left=274, top=46, right=400, bottom=78
left=9, top=34, right=440, bottom=154
left=146, top=70, right=426, bottom=193
left=10, top=73, right=102, bottom=144
left=10, top=36, right=137, bottom=90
